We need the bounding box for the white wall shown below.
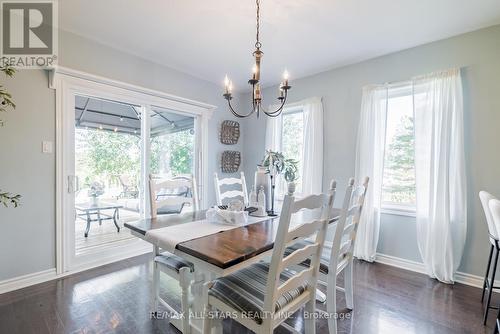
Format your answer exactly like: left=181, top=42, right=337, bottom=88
left=242, top=24, right=500, bottom=277
left=0, top=30, right=242, bottom=281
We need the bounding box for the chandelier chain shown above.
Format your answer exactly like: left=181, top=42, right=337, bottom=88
left=255, top=0, right=261, bottom=49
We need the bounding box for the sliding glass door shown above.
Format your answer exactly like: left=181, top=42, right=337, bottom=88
left=73, top=95, right=143, bottom=256
left=62, top=88, right=203, bottom=272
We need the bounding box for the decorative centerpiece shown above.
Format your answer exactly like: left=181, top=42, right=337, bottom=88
left=261, top=150, right=298, bottom=216
left=88, top=182, right=104, bottom=205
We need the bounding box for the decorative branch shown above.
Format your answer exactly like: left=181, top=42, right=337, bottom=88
left=0, top=192, right=21, bottom=208
left=0, top=65, right=16, bottom=126
left=0, top=64, right=21, bottom=208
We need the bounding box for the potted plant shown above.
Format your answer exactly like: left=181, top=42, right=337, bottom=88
left=283, top=159, right=299, bottom=195
left=261, top=151, right=300, bottom=213
left=261, top=150, right=285, bottom=175
left=88, top=182, right=104, bottom=205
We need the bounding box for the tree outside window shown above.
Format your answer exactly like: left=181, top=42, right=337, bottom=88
left=382, top=92, right=416, bottom=208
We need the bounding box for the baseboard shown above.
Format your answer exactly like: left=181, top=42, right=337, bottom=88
left=0, top=268, right=57, bottom=294
left=375, top=252, right=492, bottom=288
left=0, top=245, right=151, bottom=295
left=375, top=253, right=427, bottom=275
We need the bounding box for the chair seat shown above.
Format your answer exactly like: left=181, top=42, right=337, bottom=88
left=284, top=240, right=331, bottom=275
left=208, top=262, right=307, bottom=324
left=154, top=252, right=194, bottom=273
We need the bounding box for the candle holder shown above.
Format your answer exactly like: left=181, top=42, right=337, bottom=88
left=267, top=174, right=278, bottom=217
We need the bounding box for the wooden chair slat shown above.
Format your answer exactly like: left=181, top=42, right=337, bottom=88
left=291, top=194, right=326, bottom=213
left=155, top=197, right=193, bottom=209
left=219, top=190, right=245, bottom=200
left=277, top=266, right=313, bottom=297
left=280, top=243, right=320, bottom=271
left=285, top=219, right=324, bottom=243
left=214, top=172, right=249, bottom=206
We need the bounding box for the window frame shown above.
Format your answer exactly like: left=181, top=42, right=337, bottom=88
left=380, top=83, right=417, bottom=215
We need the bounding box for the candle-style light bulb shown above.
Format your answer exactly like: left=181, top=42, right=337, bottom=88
left=283, top=70, right=289, bottom=87
left=228, top=81, right=233, bottom=94
left=224, top=75, right=230, bottom=94
left=252, top=65, right=257, bottom=80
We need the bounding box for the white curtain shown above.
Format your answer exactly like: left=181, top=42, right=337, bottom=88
left=413, top=69, right=466, bottom=283
left=302, top=97, right=324, bottom=195
left=354, top=85, right=388, bottom=262
left=264, top=111, right=282, bottom=153
left=265, top=97, right=324, bottom=196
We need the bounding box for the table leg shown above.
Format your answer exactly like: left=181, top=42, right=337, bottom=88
left=85, top=212, right=91, bottom=238
left=113, top=208, right=120, bottom=233
left=169, top=270, right=221, bottom=334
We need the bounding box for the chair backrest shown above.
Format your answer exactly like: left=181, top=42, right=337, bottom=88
left=214, top=172, right=248, bottom=206
left=480, top=191, right=498, bottom=241
left=262, top=180, right=336, bottom=315
left=328, top=177, right=369, bottom=276
left=149, top=174, right=199, bottom=218
left=489, top=199, right=500, bottom=244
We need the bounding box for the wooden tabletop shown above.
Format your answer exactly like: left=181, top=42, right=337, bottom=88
left=125, top=208, right=341, bottom=269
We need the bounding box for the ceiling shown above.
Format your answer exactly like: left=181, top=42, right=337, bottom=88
left=61, top=0, right=500, bottom=91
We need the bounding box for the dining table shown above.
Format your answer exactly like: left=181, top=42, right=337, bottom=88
left=124, top=207, right=340, bottom=334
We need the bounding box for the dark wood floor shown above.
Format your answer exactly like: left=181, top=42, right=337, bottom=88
left=0, top=254, right=496, bottom=333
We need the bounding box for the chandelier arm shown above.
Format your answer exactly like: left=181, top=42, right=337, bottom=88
left=227, top=99, right=255, bottom=118
left=263, top=103, right=285, bottom=117
left=263, top=91, right=288, bottom=117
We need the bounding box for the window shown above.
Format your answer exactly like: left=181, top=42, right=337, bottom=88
left=149, top=107, right=196, bottom=178
left=281, top=107, right=304, bottom=195
left=382, top=86, right=416, bottom=211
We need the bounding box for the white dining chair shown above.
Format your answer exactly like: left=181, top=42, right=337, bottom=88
left=202, top=180, right=337, bottom=334
left=149, top=174, right=199, bottom=334
left=489, top=199, right=500, bottom=334
left=214, top=171, right=248, bottom=206
left=149, top=174, right=199, bottom=218
left=284, top=177, right=369, bottom=334
left=480, top=191, right=500, bottom=324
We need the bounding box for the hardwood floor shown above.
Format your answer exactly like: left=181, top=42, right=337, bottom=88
left=0, top=255, right=496, bottom=333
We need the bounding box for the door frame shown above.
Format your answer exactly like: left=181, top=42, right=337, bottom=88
left=50, top=66, right=215, bottom=274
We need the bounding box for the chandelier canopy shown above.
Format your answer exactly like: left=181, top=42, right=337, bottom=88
left=223, top=0, right=291, bottom=118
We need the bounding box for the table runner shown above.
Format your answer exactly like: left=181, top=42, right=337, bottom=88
left=145, top=216, right=270, bottom=253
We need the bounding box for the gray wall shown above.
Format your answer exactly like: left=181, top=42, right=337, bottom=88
left=2, top=24, right=500, bottom=282
left=0, top=30, right=242, bottom=280
left=242, top=24, right=500, bottom=277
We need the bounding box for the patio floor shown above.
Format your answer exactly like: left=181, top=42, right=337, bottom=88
left=75, top=207, right=140, bottom=255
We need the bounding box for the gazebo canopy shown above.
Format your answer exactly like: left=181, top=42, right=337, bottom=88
left=74, top=95, right=194, bottom=136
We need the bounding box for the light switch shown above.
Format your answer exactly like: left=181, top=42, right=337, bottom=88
left=42, top=141, right=53, bottom=153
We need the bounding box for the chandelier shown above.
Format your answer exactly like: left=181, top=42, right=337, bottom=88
left=222, top=0, right=291, bottom=118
